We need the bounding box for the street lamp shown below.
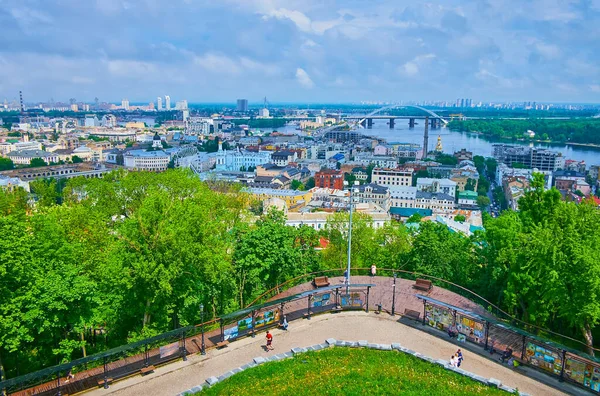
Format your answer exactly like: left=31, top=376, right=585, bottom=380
left=199, top=303, right=206, bottom=355
left=344, top=180, right=360, bottom=294
left=391, top=273, right=397, bottom=316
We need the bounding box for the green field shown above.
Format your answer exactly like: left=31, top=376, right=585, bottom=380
left=200, top=347, right=506, bottom=395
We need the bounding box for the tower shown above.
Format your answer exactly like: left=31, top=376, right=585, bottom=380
left=152, top=132, right=162, bottom=148
left=435, top=135, right=443, bottom=152
left=422, top=116, right=429, bottom=159
left=157, top=96, right=163, bottom=110
left=165, top=95, right=171, bottom=110
left=19, top=90, right=24, bottom=114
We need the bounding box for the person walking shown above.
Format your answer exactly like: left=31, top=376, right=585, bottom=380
left=266, top=331, right=274, bottom=351
left=282, top=316, right=288, bottom=331
left=450, top=355, right=458, bottom=367
left=456, top=349, right=463, bottom=367
left=370, top=264, right=377, bottom=277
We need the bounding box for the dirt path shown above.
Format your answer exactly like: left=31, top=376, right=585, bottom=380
left=85, top=312, right=564, bottom=396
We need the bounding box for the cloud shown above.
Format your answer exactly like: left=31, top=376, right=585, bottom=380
left=400, top=53, right=436, bottom=76
left=295, top=68, right=314, bottom=88
left=0, top=0, right=598, bottom=102
left=194, top=53, right=241, bottom=75
left=264, top=9, right=313, bottom=33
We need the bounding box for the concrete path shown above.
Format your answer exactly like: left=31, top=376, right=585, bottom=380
left=86, top=312, right=565, bottom=396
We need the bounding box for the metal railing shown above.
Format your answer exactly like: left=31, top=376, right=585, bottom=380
left=2, top=271, right=599, bottom=395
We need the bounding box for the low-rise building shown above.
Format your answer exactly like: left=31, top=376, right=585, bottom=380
left=315, top=169, right=344, bottom=190
left=416, top=178, right=457, bottom=198
left=0, top=175, right=30, bottom=192
left=454, top=149, right=473, bottom=162
left=8, top=149, right=59, bottom=165
left=414, top=192, right=456, bottom=211
left=503, top=176, right=529, bottom=210
left=388, top=186, right=417, bottom=208
left=285, top=203, right=390, bottom=230
left=246, top=187, right=313, bottom=209
left=355, top=183, right=390, bottom=211
left=123, top=150, right=170, bottom=171
left=371, top=167, right=413, bottom=187
left=457, top=190, right=478, bottom=207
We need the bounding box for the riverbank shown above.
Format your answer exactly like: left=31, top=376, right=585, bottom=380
left=456, top=130, right=600, bottom=150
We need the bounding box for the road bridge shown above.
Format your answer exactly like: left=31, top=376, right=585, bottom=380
left=345, top=105, right=448, bottom=129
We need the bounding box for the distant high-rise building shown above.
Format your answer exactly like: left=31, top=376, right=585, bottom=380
left=165, top=95, right=171, bottom=110
left=460, top=98, right=465, bottom=108
left=175, top=100, right=188, bottom=110
left=258, top=108, right=269, bottom=117
left=237, top=99, right=248, bottom=112
left=157, top=97, right=163, bottom=110
left=122, top=99, right=130, bottom=110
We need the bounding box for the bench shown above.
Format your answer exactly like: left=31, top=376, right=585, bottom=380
left=403, top=308, right=421, bottom=321
left=331, top=306, right=343, bottom=312
left=313, top=276, right=330, bottom=288
left=216, top=340, right=229, bottom=349
left=140, top=365, right=155, bottom=375
left=97, top=378, right=113, bottom=387
left=413, top=278, right=432, bottom=291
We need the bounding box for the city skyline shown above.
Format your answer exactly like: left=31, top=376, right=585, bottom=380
left=1, top=0, right=599, bottom=102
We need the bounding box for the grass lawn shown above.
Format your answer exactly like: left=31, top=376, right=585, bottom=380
left=200, top=347, right=507, bottom=395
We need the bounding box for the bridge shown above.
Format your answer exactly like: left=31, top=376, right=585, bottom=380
left=345, top=105, right=448, bottom=129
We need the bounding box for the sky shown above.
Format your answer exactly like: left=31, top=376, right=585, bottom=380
left=1, top=0, right=599, bottom=104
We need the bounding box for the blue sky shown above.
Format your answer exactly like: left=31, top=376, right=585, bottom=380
left=1, top=0, right=599, bottom=103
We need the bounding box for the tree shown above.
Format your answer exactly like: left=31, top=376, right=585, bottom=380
left=29, top=158, right=47, bottom=167
left=0, top=157, right=14, bottom=171
left=473, top=155, right=485, bottom=174
left=344, top=173, right=357, bottom=185
left=31, top=179, right=59, bottom=208
left=366, top=164, right=375, bottom=183
left=305, top=177, right=315, bottom=189
left=465, top=178, right=477, bottom=191
left=476, top=195, right=490, bottom=209
left=454, top=214, right=466, bottom=222
left=291, top=180, right=305, bottom=191
left=71, top=155, right=83, bottom=163
left=406, top=213, right=423, bottom=223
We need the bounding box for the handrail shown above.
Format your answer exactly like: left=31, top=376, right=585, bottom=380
left=247, top=268, right=600, bottom=353
left=3, top=271, right=598, bottom=393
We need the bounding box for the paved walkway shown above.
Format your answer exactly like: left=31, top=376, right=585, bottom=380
left=87, top=312, right=565, bottom=396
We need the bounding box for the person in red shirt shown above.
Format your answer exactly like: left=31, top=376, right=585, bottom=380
left=266, top=331, right=274, bottom=351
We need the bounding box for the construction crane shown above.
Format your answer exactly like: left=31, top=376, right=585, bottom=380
left=263, top=96, right=269, bottom=109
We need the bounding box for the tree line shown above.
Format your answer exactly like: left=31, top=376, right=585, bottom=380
left=447, top=118, right=600, bottom=145
left=1, top=170, right=599, bottom=379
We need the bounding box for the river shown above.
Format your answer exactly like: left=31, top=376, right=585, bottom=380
left=358, top=119, right=600, bottom=166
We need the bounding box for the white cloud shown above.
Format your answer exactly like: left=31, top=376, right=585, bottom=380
left=265, top=9, right=312, bottom=33
left=107, top=60, right=157, bottom=76
left=402, top=62, right=419, bottom=76
left=535, top=42, right=560, bottom=59
left=400, top=53, right=436, bottom=76
left=295, top=68, right=314, bottom=88
left=194, top=53, right=241, bottom=75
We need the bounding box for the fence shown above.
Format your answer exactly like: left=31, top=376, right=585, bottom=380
left=416, top=295, right=600, bottom=394
left=2, top=271, right=600, bottom=395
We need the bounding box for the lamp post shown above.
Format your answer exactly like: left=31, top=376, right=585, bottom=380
left=391, top=273, right=397, bottom=316
left=344, top=180, right=360, bottom=295
left=199, top=304, right=206, bottom=355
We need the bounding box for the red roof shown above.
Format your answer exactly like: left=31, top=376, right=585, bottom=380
left=318, top=237, right=330, bottom=249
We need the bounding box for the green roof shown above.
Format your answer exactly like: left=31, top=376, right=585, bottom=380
left=390, top=207, right=432, bottom=217
left=458, top=190, right=478, bottom=199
